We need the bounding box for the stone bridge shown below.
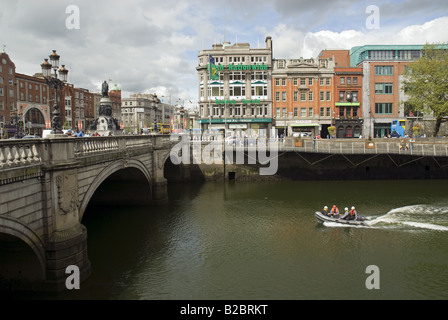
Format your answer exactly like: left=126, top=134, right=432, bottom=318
left=2, top=134, right=448, bottom=292
left=0, top=135, right=174, bottom=292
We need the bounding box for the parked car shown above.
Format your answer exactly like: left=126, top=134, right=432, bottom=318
left=22, top=135, right=41, bottom=139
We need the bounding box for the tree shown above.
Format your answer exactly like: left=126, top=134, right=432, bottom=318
left=402, top=43, right=448, bottom=137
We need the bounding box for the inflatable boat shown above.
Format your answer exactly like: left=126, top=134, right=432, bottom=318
left=315, top=211, right=368, bottom=226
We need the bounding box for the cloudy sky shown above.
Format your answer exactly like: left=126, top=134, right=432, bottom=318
left=1, top=0, right=447, bottom=108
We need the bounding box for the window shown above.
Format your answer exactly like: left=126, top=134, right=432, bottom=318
left=300, top=107, right=306, bottom=117
left=320, top=78, right=324, bottom=86
left=352, top=91, right=358, bottom=102
left=293, top=78, right=298, bottom=86
left=282, top=92, right=287, bottom=102
left=375, top=66, right=393, bottom=75
left=230, top=72, right=245, bottom=80
left=308, top=107, right=313, bottom=117
left=229, top=85, right=245, bottom=97
left=275, top=92, right=280, bottom=102
left=375, top=103, right=393, bottom=114
left=300, top=92, right=307, bottom=101
left=300, top=78, right=306, bottom=85
left=251, top=85, right=267, bottom=96
left=339, top=91, right=345, bottom=101
left=282, top=107, right=287, bottom=117
left=326, top=78, right=331, bottom=86
left=375, top=83, right=393, bottom=94
left=320, top=91, right=324, bottom=101
left=281, top=78, right=286, bottom=86
left=320, top=107, right=325, bottom=117
left=275, top=108, right=280, bottom=117
left=340, top=77, right=345, bottom=84
left=326, top=91, right=331, bottom=101
left=293, top=91, right=298, bottom=102
left=308, top=91, right=313, bottom=101
left=294, top=107, right=298, bottom=117
left=346, top=77, right=351, bottom=84
left=275, top=79, right=280, bottom=86
left=308, top=78, right=313, bottom=85
left=326, top=107, right=331, bottom=116
left=353, top=77, right=358, bottom=84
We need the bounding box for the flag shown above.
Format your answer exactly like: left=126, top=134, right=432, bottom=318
left=208, top=55, right=219, bottom=80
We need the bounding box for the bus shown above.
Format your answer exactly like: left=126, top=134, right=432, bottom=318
left=151, top=123, right=171, bottom=134
left=391, top=120, right=406, bottom=137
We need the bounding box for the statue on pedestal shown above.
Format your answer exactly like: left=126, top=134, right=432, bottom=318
left=102, top=81, right=109, bottom=98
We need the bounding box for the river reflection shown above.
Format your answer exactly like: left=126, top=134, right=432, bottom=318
left=31, top=180, right=448, bottom=299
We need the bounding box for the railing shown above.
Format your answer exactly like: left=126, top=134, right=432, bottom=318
left=0, top=142, right=42, bottom=168
left=2, top=135, right=448, bottom=171
left=280, top=138, right=448, bottom=157
left=0, top=135, right=173, bottom=170
left=191, top=136, right=448, bottom=157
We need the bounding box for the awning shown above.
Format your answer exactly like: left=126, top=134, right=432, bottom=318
left=290, top=123, right=319, bottom=127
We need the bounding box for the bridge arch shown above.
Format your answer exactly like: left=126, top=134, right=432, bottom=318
left=78, top=159, right=153, bottom=221
left=0, top=216, right=46, bottom=281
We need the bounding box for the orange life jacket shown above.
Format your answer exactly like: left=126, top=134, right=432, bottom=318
left=350, top=209, right=356, bottom=216
left=331, top=207, right=338, bottom=213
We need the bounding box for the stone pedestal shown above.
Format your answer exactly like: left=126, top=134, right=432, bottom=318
left=92, top=97, right=122, bottom=136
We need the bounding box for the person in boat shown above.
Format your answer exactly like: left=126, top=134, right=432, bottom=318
left=341, top=206, right=357, bottom=220
left=330, top=205, right=339, bottom=218
left=322, top=206, right=329, bottom=216
left=341, top=207, right=349, bottom=219
left=348, top=206, right=358, bottom=220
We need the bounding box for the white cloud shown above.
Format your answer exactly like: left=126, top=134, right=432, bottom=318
left=1, top=0, right=447, bottom=107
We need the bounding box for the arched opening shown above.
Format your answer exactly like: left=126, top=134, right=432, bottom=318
left=163, top=154, right=205, bottom=183
left=0, top=233, right=45, bottom=292
left=345, top=126, right=353, bottom=138
left=23, top=107, right=46, bottom=136
left=87, top=167, right=152, bottom=208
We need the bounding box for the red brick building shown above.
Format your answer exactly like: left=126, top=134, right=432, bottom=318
left=0, top=51, right=17, bottom=137
left=333, top=67, right=363, bottom=138
left=271, top=57, right=336, bottom=138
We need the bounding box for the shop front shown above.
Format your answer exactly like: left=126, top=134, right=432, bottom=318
left=289, top=121, right=320, bottom=137
left=198, top=118, right=272, bottom=137
left=335, top=119, right=363, bottom=138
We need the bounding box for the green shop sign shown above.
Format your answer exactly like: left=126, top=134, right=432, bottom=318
left=215, top=99, right=261, bottom=105
left=211, top=63, right=268, bottom=71
left=198, top=118, right=272, bottom=124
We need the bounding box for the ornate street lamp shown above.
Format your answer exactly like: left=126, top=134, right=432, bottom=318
left=41, top=50, right=69, bottom=134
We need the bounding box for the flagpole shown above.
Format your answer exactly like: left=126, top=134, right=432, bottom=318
left=208, top=56, right=211, bottom=134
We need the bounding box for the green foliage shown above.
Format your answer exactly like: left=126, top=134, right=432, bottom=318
left=402, top=43, right=448, bottom=137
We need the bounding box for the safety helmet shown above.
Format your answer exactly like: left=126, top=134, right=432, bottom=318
left=351, top=206, right=355, bottom=210
left=344, top=207, right=348, bottom=211
left=324, top=206, right=328, bottom=209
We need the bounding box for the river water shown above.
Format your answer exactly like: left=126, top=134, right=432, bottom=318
left=36, top=180, right=448, bottom=299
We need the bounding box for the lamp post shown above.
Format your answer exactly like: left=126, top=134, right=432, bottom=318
left=41, top=50, right=69, bottom=134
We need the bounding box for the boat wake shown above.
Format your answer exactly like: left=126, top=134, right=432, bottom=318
left=366, top=204, right=448, bottom=232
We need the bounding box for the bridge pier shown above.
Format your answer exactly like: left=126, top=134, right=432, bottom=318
left=44, top=224, right=91, bottom=291
left=41, top=144, right=92, bottom=291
